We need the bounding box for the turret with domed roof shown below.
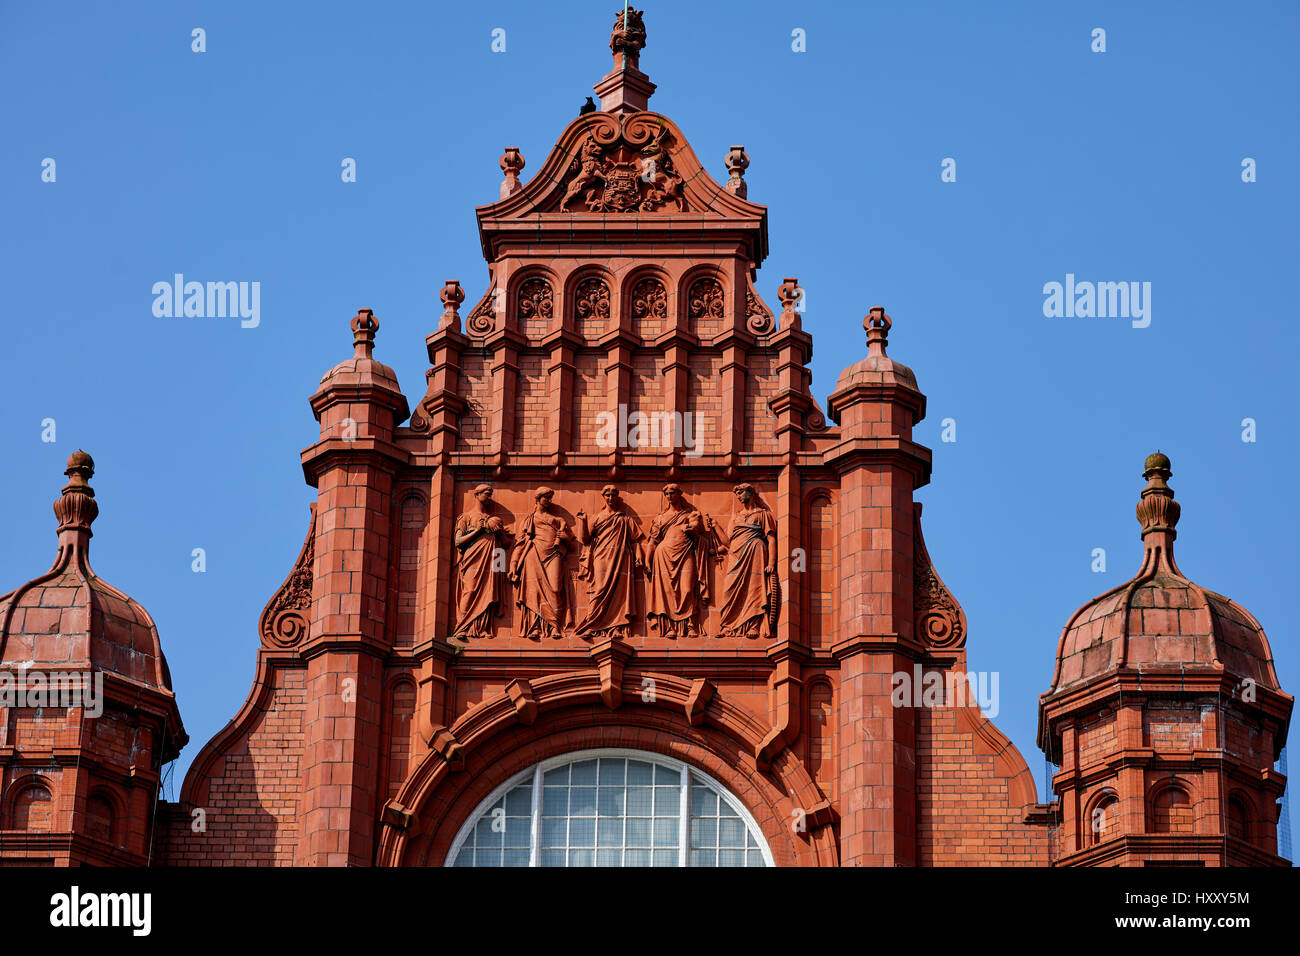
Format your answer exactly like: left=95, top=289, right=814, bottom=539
left=1039, top=453, right=1292, bottom=866
left=0, top=452, right=186, bottom=865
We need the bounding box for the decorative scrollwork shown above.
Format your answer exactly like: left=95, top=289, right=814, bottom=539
left=517, top=278, right=554, bottom=337
left=574, top=277, right=608, bottom=335
left=689, top=277, right=725, bottom=332
left=630, top=278, right=667, bottom=321
left=259, top=507, right=316, bottom=649
left=746, top=289, right=773, bottom=334
left=467, top=285, right=498, bottom=335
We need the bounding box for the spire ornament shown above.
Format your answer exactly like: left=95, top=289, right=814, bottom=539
left=351, top=308, right=379, bottom=359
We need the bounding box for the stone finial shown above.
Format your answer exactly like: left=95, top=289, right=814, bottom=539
left=1137, top=451, right=1180, bottom=540
left=595, top=7, right=656, bottom=112
left=499, top=147, right=525, bottom=199
left=777, top=278, right=802, bottom=330
left=351, top=308, right=379, bottom=359
left=724, top=146, right=749, bottom=198
left=610, top=6, right=647, bottom=70
left=54, top=449, right=98, bottom=542
left=865, top=306, right=892, bottom=355
left=439, top=280, right=465, bottom=331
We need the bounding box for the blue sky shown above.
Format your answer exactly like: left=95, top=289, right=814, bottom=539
left=2, top=0, right=1297, bottom=833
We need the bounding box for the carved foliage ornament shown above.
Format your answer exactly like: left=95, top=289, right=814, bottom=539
left=631, top=278, right=667, bottom=321
left=912, top=508, right=966, bottom=650
left=260, top=506, right=316, bottom=649
left=574, top=278, right=611, bottom=322
left=688, top=278, right=725, bottom=322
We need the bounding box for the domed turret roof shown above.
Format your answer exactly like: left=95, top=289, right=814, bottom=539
left=1046, top=453, right=1281, bottom=695
left=317, top=308, right=403, bottom=394
left=832, top=307, right=918, bottom=392
left=0, top=452, right=175, bottom=691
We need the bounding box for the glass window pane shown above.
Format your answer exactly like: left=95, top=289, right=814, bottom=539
left=690, top=816, right=717, bottom=849
left=719, top=848, right=745, bottom=867
left=627, top=760, right=655, bottom=785
left=626, top=787, right=652, bottom=816
left=654, top=765, right=680, bottom=786
left=747, top=849, right=765, bottom=867
left=691, top=785, right=718, bottom=817
left=504, top=816, right=531, bottom=848
left=567, top=848, right=594, bottom=867
left=503, top=848, right=530, bottom=867
left=597, top=818, right=623, bottom=846
left=540, top=817, right=567, bottom=847
left=597, top=788, right=625, bottom=816
left=626, top=817, right=652, bottom=846
left=568, top=816, right=595, bottom=847
left=689, top=848, right=715, bottom=867
left=625, top=848, right=651, bottom=867
left=570, top=760, right=598, bottom=785
left=539, top=849, right=566, bottom=867
left=569, top=787, right=597, bottom=816
left=542, top=787, right=567, bottom=816
left=654, top=787, right=679, bottom=815
left=475, top=817, right=502, bottom=848
left=596, top=848, right=621, bottom=867
left=542, top=765, right=569, bottom=786
left=598, top=759, right=625, bottom=786
left=504, top=784, right=532, bottom=816
left=652, top=849, right=678, bottom=867
left=719, top=817, right=745, bottom=847
left=653, top=817, right=678, bottom=847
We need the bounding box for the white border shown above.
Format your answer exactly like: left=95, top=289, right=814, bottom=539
left=444, top=747, right=776, bottom=867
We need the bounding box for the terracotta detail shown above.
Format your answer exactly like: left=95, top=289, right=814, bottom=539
left=451, top=484, right=508, bottom=640
left=717, top=484, right=778, bottom=640
left=644, top=484, right=712, bottom=639
left=259, top=506, right=317, bottom=649
left=574, top=485, right=644, bottom=639
left=508, top=487, right=575, bottom=639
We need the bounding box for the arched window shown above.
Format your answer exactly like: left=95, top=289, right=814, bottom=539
left=1150, top=783, right=1193, bottom=833
left=447, top=749, right=772, bottom=867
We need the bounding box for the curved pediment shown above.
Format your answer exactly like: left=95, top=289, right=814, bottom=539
left=478, top=111, right=766, bottom=222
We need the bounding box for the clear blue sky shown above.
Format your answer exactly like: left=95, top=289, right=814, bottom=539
left=2, top=0, right=1297, bottom=829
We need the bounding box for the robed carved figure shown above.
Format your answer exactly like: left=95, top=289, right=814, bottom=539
left=574, top=485, right=645, bottom=638
left=510, top=487, right=574, bottom=638
left=645, top=483, right=711, bottom=638
left=717, top=484, right=778, bottom=639
left=451, top=484, right=508, bottom=639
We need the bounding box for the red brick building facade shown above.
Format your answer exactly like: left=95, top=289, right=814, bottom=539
left=0, top=10, right=1290, bottom=867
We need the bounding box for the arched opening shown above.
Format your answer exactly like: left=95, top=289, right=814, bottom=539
left=1087, top=791, right=1119, bottom=846
left=1149, top=783, right=1193, bottom=834
left=445, top=748, right=773, bottom=867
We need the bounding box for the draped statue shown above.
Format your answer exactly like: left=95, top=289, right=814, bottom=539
left=717, top=483, right=778, bottom=639
left=509, top=487, right=574, bottom=638
left=645, top=483, right=712, bottom=638
left=574, top=484, right=644, bottom=639
left=451, top=483, right=508, bottom=639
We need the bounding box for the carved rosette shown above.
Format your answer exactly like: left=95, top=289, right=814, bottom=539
left=631, top=277, right=668, bottom=335
left=688, top=277, right=725, bottom=336
left=912, top=508, right=966, bottom=651
left=745, top=288, right=773, bottom=334
left=517, top=278, right=554, bottom=337
left=259, top=507, right=317, bottom=649
left=574, top=277, right=611, bottom=336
